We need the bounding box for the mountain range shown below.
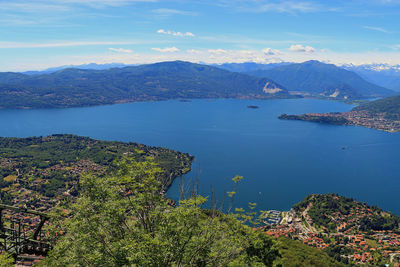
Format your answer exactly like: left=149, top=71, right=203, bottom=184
left=245, top=60, right=394, bottom=99
left=22, top=63, right=131, bottom=75
left=343, top=64, right=400, bottom=92
left=1, top=60, right=397, bottom=109
left=23, top=61, right=400, bottom=93
left=0, top=61, right=289, bottom=109
left=217, top=61, right=400, bottom=93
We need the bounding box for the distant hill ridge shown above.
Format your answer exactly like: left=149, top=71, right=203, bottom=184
left=354, top=94, right=400, bottom=120
left=21, top=60, right=400, bottom=92
left=215, top=61, right=399, bottom=94
left=214, top=62, right=291, bottom=73
left=1, top=60, right=395, bottom=109
left=246, top=60, right=394, bottom=99
left=0, top=61, right=290, bottom=109
left=22, top=63, right=131, bottom=75
left=343, top=63, right=400, bottom=92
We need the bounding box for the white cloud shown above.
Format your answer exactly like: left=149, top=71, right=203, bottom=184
left=217, top=0, right=323, bottom=14
left=157, top=29, right=195, bottom=37
left=378, top=0, right=400, bottom=4
left=151, top=46, right=180, bottom=52
left=208, top=49, right=228, bottom=54
left=258, top=1, right=319, bottom=13
left=0, top=0, right=158, bottom=28
left=152, top=8, right=196, bottom=17
left=179, top=49, right=284, bottom=64
left=392, top=44, right=400, bottom=50
left=6, top=47, right=400, bottom=72
left=38, top=0, right=158, bottom=7
left=57, top=0, right=157, bottom=4
left=289, top=44, right=316, bottom=53
left=363, top=26, right=391, bottom=33
left=0, top=2, right=70, bottom=12
left=262, top=48, right=282, bottom=55
left=108, top=47, right=132, bottom=53
left=0, top=41, right=137, bottom=48
left=187, top=49, right=201, bottom=54
left=0, top=0, right=157, bottom=11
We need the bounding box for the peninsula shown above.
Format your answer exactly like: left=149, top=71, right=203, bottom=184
left=279, top=95, right=400, bottom=132
left=0, top=134, right=193, bottom=210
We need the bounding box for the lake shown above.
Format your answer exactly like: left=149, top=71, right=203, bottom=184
left=0, top=98, right=399, bottom=215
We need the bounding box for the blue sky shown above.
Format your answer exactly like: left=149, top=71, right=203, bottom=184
left=1, top=0, right=400, bottom=71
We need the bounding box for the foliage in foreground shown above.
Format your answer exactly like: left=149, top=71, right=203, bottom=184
left=45, top=159, right=279, bottom=266
left=273, top=237, right=347, bottom=267
left=0, top=253, right=13, bottom=267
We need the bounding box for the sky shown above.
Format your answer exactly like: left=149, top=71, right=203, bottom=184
left=1, top=0, right=400, bottom=71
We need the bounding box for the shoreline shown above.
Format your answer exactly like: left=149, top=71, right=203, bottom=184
left=279, top=111, right=400, bottom=133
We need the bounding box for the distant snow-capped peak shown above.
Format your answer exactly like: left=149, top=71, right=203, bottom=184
left=342, top=63, right=400, bottom=72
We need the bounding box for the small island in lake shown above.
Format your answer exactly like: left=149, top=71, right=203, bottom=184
left=179, top=99, right=192, bottom=102
left=279, top=95, right=400, bottom=133
left=247, top=105, right=259, bottom=109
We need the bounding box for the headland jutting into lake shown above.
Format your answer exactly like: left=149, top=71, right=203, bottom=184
left=279, top=94, right=400, bottom=133
left=279, top=110, right=400, bottom=133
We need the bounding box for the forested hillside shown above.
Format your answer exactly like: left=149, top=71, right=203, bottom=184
left=0, top=61, right=290, bottom=109
left=0, top=134, right=193, bottom=205
left=353, top=95, right=400, bottom=120
left=247, top=60, right=393, bottom=99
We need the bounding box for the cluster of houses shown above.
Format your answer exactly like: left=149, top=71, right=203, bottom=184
left=39, top=159, right=105, bottom=177
left=265, top=225, right=296, bottom=239
left=263, top=199, right=400, bottom=265
left=306, top=110, right=400, bottom=132
left=2, top=158, right=105, bottom=210
left=343, top=111, right=400, bottom=132
left=303, top=233, right=330, bottom=249
left=0, top=158, right=17, bottom=169
left=0, top=157, right=107, bottom=239
left=0, top=158, right=110, bottom=265
left=352, top=252, right=373, bottom=264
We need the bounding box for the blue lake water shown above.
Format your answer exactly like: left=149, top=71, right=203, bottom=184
left=0, top=99, right=399, bottom=215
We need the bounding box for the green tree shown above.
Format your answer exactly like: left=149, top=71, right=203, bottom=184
left=0, top=253, right=13, bottom=267
left=46, top=158, right=279, bottom=266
